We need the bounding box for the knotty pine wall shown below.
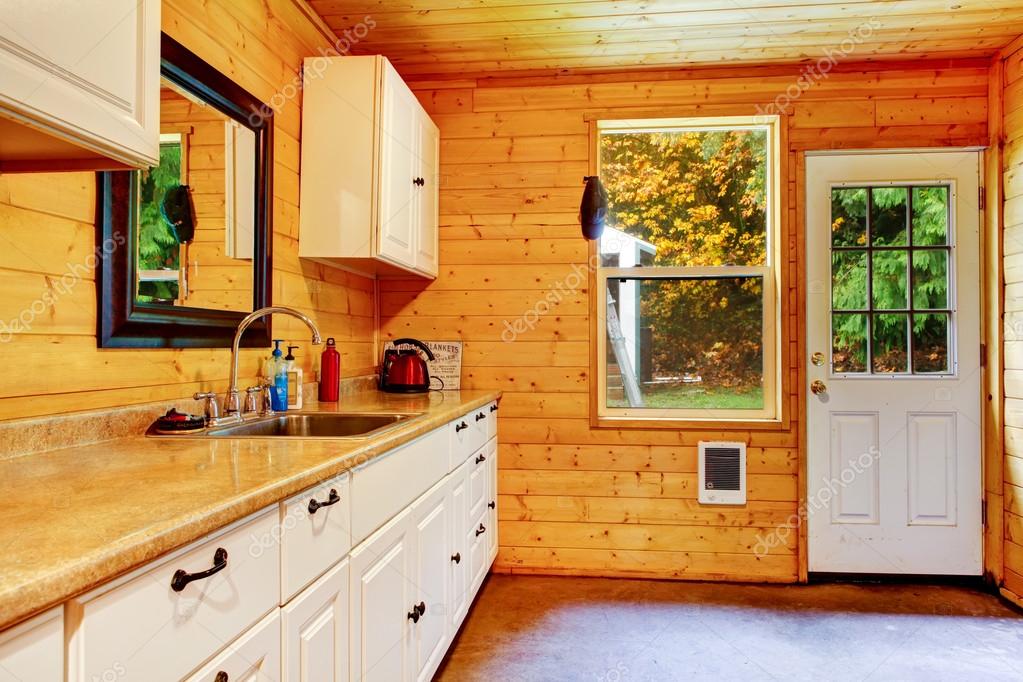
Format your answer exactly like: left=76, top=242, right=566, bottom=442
left=380, top=59, right=992, bottom=582
left=0, top=0, right=376, bottom=422
left=1001, top=40, right=1023, bottom=600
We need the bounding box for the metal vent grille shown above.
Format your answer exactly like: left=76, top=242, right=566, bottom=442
left=698, top=441, right=747, bottom=505
left=704, top=447, right=742, bottom=491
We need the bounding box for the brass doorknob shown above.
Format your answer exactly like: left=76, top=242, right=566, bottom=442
left=810, top=352, right=825, bottom=367
left=810, top=380, right=827, bottom=395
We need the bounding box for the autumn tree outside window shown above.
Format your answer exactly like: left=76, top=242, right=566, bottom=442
left=594, top=116, right=781, bottom=423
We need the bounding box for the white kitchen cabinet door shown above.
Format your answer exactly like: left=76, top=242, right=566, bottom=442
left=0, top=0, right=159, bottom=168
left=0, top=606, right=62, bottom=682
left=377, top=60, right=418, bottom=271
left=349, top=507, right=415, bottom=682
left=282, top=558, right=349, bottom=682
left=409, top=479, right=450, bottom=682
left=414, top=112, right=439, bottom=276
left=486, top=438, right=499, bottom=563
left=448, top=459, right=471, bottom=633
left=184, top=610, right=281, bottom=682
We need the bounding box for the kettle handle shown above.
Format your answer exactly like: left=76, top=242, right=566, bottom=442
left=392, top=338, right=436, bottom=361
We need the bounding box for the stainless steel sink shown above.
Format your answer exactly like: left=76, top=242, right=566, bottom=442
left=152, top=412, right=421, bottom=439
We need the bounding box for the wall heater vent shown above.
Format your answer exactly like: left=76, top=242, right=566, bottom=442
left=698, top=441, right=747, bottom=505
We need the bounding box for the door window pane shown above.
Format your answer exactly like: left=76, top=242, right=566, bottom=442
left=911, top=186, right=949, bottom=246
left=872, top=251, right=908, bottom=310
left=832, top=250, right=867, bottom=310
left=872, top=313, right=909, bottom=373
left=831, top=188, right=867, bottom=247
left=911, top=250, right=948, bottom=310
left=832, top=313, right=868, bottom=373
left=605, top=277, right=764, bottom=410
left=871, top=187, right=908, bottom=246
left=913, top=313, right=950, bottom=373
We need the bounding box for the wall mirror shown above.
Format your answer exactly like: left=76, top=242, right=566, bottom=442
left=98, top=33, right=273, bottom=348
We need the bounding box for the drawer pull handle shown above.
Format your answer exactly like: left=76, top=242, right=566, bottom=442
left=408, top=601, right=426, bottom=623
left=451, top=552, right=461, bottom=564
left=476, top=523, right=486, bottom=537
left=475, top=453, right=486, bottom=464
left=171, top=547, right=228, bottom=592
left=455, top=421, right=468, bottom=432
left=490, top=404, right=498, bottom=412
left=488, top=501, right=496, bottom=509
left=475, top=412, right=486, bottom=422
left=308, top=488, right=341, bottom=514
left=215, top=672, right=228, bottom=682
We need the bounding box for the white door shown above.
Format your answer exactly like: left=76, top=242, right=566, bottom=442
left=282, top=558, right=349, bottom=682
left=409, top=480, right=451, bottom=682
left=378, top=60, right=417, bottom=269
left=448, top=460, right=471, bottom=631
left=415, top=111, right=440, bottom=276
left=349, top=508, right=415, bottom=682
left=806, top=150, right=982, bottom=575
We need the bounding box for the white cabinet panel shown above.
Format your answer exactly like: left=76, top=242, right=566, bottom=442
left=486, top=438, right=499, bottom=563
left=184, top=610, right=281, bottom=682
left=378, top=60, right=418, bottom=270
left=448, top=460, right=471, bottom=632
left=410, top=480, right=450, bottom=682
left=0, top=606, right=62, bottom=682
left=282, top=558, right=349, bottom=682
left=349, top=508, right=415, bottom=682
left=69, top=510, right=280, bottom=682
left=0, top=0, right=159, bottom=167
left=414, top=114, right=439, bottom=276
left=280, top=472, right=352, bottom=602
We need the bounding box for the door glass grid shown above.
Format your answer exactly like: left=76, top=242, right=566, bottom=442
left=830, top=185, right=951, bottom=375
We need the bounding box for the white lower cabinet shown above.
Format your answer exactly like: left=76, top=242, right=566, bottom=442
left=282, top=558, right=350, bottom=682
left=185, top=610, right=281, bottom=682
left=0, top=606, right=62, bottom=682
left=447, top=459, right=471, bottom=633
left=349, top=506, right=416, bottom=682
left=410, top=479, right=451, bottom=682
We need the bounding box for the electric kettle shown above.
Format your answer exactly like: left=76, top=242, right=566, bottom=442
left=380, top=338, right=438, bottom=393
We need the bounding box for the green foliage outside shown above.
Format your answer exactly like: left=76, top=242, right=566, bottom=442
left=136, top=143, right=182, bottom=302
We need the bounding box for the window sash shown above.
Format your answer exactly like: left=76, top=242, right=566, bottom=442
left=596, top=265, right=778, bottom=421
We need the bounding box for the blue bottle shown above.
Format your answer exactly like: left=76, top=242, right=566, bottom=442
left=268, top=339, right=289, bottom=411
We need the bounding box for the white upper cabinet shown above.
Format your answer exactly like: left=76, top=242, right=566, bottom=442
left=299, top=56, right=439, bottom=279
left=0, top=0, right=160, bottom=170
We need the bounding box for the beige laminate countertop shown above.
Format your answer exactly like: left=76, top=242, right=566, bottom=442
left=0, top=389, right=500, bottom=630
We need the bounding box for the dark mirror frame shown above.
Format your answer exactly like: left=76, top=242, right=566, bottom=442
left=97, top=33, right=273, bottom=348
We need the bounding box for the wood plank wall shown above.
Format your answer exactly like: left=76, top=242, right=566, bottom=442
left=1000, top=38, right=1023, bottom=600
left=381, top=59, right=991, bottom=581
left=0, top=0, right=376, bottom=422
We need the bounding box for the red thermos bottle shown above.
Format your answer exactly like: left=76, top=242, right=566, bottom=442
left=318, top=337, right=340, bottom=402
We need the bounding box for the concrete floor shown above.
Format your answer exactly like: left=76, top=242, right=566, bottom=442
left=436, top=575, right=1023, bottom=681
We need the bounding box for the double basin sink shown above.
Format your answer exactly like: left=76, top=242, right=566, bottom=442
left=151, top=412, right=422, bottom=440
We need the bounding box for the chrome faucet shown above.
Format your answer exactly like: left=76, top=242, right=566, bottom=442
left=222, top=306, right=323, bottom=422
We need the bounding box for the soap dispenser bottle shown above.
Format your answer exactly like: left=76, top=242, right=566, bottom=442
left=285, top=345, right=303, bottom=410
left=266, top=339, right=289, bottom=412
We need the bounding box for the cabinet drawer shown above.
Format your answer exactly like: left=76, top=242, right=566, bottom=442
left=484, top=401, right=498, bottom=440
left=69, top=510, right=280, bottom=682
left=280, top=472, right=352, bottom=602
left=468, top=509, right=491, bottom=596
left=450, top=412, right=484, bottom=470
left=184, top=609, right=281, bottom=682
left=467, top=445, right=489, bottom=522
left=351, top=426, right=447, bottom=547
left=0, top=606, right=62, bottom=682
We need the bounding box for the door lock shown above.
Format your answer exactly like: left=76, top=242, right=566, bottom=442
left=810, top=352, right=825, bottom=367
left=810, top=380, right=828, bottom=395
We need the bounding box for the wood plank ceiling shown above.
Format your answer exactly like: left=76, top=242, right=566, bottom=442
left=306, top=0, right=1023, bottom=79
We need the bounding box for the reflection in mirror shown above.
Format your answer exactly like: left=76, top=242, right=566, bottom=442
left=135, top=79, right=256, bottom=312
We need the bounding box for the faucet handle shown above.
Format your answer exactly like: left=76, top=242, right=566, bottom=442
left=260, top=383, right=276, bottom=416
left=244, top=386, right=262, bottom=414
left=193, top=391, right=220, bottom=422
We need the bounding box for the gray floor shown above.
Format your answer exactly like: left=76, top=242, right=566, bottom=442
left=436, top=575, right=1023, bottom=681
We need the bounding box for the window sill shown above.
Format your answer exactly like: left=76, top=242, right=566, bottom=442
left=592, top=415, right=788, bottom=431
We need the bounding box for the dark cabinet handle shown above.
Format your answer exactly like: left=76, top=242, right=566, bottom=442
left=413, top=177, right=425, bottom=186
left=488, top=501, right=496, bottom=509
left=308, top=488, right=341, bottom=514
left=476, top=523, right=486, bottom=537
left=451, top=552, right=461, bottom=564
left=171, top=547, right=228, bottom=592
left=408, top=601, right=426, bottom=622
left=215, top=673, right=228, bottom=682
left=490, top=404, right=498, bottom=412
left=475, top=453, right=486, bottom=464
left=455, top=421, right=468, bottom=432
left=475, top=412, right=486, bottom=422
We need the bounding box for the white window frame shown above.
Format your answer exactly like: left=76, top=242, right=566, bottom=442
left=594, top=115, right=782, bottom=423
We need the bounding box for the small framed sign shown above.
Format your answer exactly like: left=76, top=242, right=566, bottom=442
left=382, top=340, right=463, bottom=390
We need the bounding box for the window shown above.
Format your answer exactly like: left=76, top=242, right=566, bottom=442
left=830, top=185, right=952, bottom=375
left=595, top=116, right=781, bottom=422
